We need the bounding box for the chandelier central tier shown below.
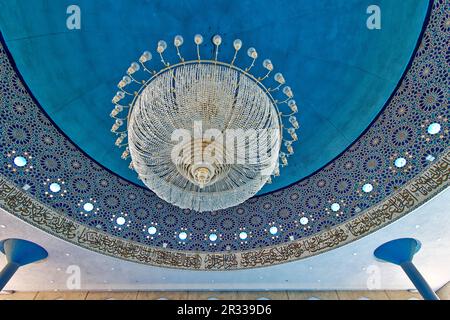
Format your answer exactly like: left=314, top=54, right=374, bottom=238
left=110, top=34, right=300, bottom=212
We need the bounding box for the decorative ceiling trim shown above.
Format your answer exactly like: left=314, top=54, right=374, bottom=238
left=0, top=0, right=448, bottom=269
left=0, top=151, right=449, bottom=270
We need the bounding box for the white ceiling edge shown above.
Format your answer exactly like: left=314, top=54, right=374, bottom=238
left=0, top=188, right=449, bottom=292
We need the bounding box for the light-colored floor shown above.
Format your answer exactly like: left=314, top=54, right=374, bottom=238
left=2, top=282, right=448, bottom=300
left=1, top=288, right=448, bottom=300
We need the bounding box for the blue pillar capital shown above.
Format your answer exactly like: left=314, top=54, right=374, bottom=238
left=0, top=238, right=48, bottom=266
left=374, top=238, right=439, bottom=300
left=374, top=238, right=421, bottom=265
left=0, top=238, right=48, bottom=291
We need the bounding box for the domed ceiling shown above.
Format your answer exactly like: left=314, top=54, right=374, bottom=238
left=0, top=0, right=448, bottom=270
left=0, top=0, right=431, bottom=193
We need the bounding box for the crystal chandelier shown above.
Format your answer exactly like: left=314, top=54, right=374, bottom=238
left=110, top=34, right=299, bottom=212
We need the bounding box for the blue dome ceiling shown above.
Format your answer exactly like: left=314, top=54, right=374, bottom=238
left=0, top=0, right=430, bottom=194
left=0, top=0, right=448, bottom=270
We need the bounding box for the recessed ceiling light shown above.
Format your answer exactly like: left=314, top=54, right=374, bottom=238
left=362, top=183, right=373, bottom=193
left=427, top=123, right=441, bottom=135
left=300, top=217, right=309, bottom=225
left=269, top=226, right=278, bottom=235
left=148, top=226, right=157, bottom=235
left=394, top=157, right=407, bottom=168
left=116, top=217, right=126, bottom=225
left=209, top=233, right=218, bottom=242
left=83, top=202, right=94, bottom=212
left=239, top=231, right=248, bottom=240
left=0, top=225, right=6, bottom=229
left=13, top=156, right=27, bottom=167
left=49, top=182, right=61, bottom=193
left=179, top=231, right=188, bottom=240
left=331, top=203, right=340, bottom=212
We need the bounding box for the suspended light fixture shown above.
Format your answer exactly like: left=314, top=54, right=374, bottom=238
left=110, top=34, right=300, bottom=212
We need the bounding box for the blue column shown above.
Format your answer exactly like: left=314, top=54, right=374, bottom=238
left=374, top=238, right=439, bottom=301
left=0, top=262, right=19, bottom=290
left=401, top=261, right=439, bottom=301
left=0, top=238, right=48, bottom=291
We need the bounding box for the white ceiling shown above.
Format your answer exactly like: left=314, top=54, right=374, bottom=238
left=0, top=188, right=449, bottom=292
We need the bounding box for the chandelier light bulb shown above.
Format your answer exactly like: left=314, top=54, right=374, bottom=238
left=194, top=34, right=204, bottom=45
left=115, top=133, right=126, bottom=146
left=212, top=35, right=222, bottom=46
left=139, top=51, right=152, bottom=63
left=110, top=105, right=124, bottom=118
left=283, top=86, right=293, bottom=98
left=174, top=35, right=184, bottom=47
left=288, top=128, right=298, bottom=141
left=233, top=39, right=242, bottom=51
left=288, top=100, right=298, bottom=113
left=112, top=91, right=125, bottom=103
left=286, top=144, right=294, bottom=155
left=121, top=147, right=130, bottom=160
left=110, top=108, right=118, bottom=117
left=122, top=76, right=131, bottom=85
left=247, top=47, right=258, bottom=59
left=274, top=72, right=286, bottom=84
left=127, top=62, right=140, bottom=75
left=289, top=116, right=299, bottom=129
left=263, top=59, right=273, bottom=71
left=111, top=119, right=124, bottom=132
left=280, top=153, right=288, bottom=166
left=116, top=91, right=125, bottom=99
left=273, top=166, right=280, bottom=177
left=157, top=40, right=167, bottom=53
left=118, top=76, right=131, bottom=89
